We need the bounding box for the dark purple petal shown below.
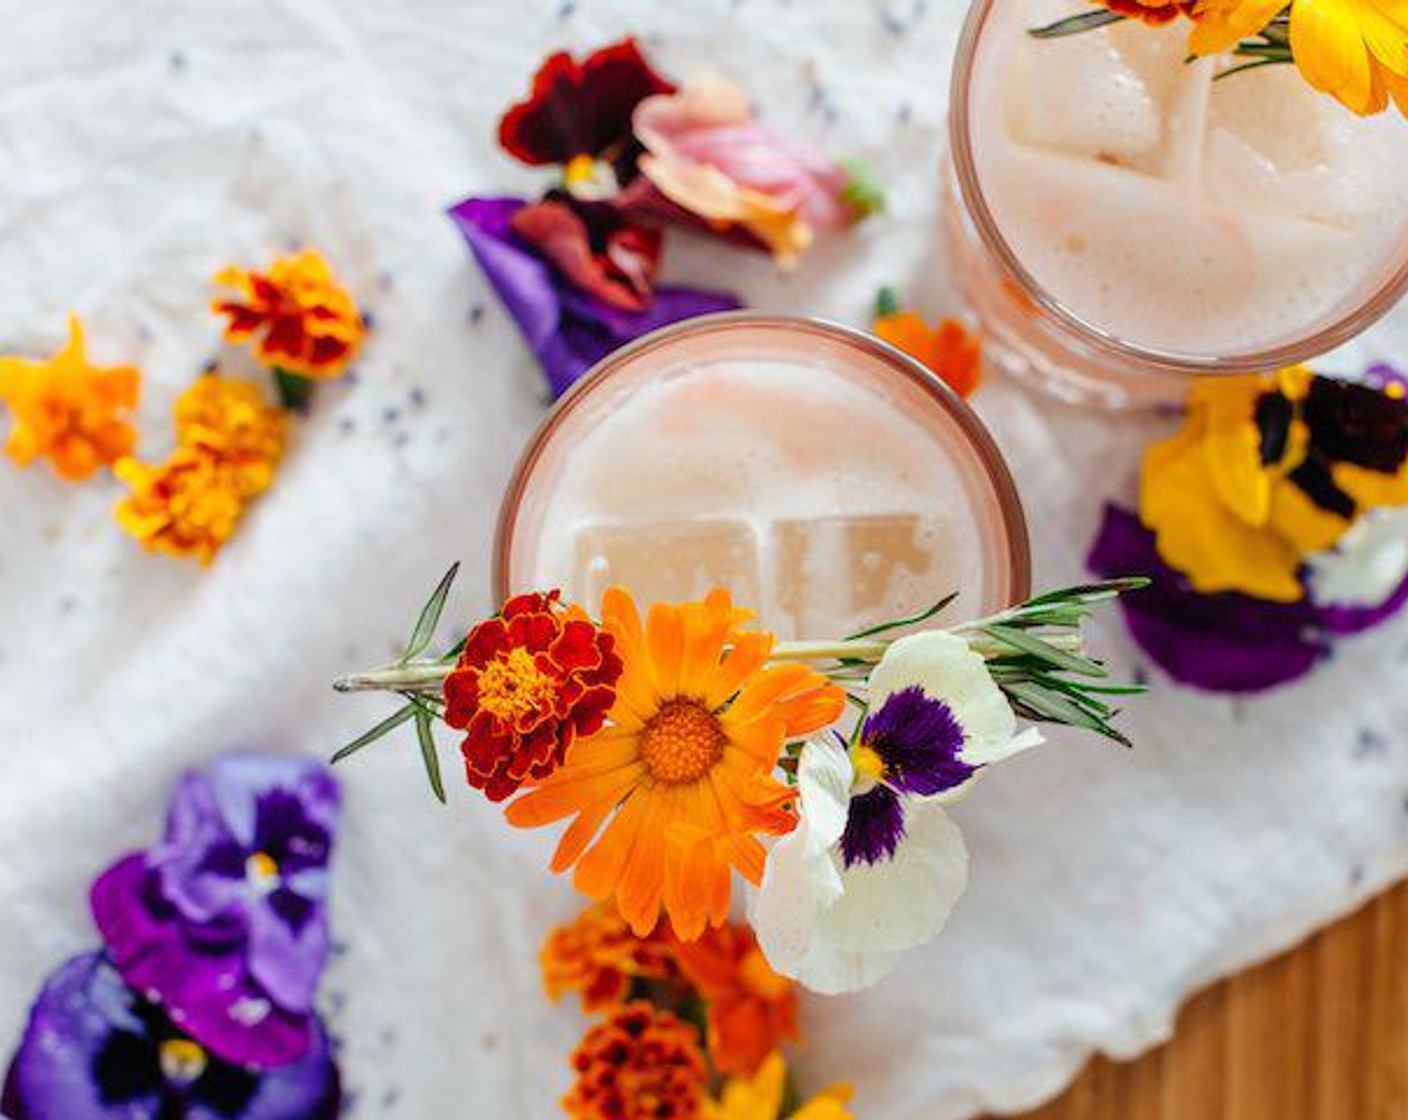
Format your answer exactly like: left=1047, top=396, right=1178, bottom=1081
left=91, top=858, right=312, bottom=1068
left=860, top=686, right=974, bottom=796
left=447, top=195, right=742, bottom=398
left=3, top=953, right=341, bottom=1120
left=1314, top=564, right=1408, bottom=635
left=839, top=785, right=906, bottom=868
left=1087, top=504, right=1328, bottom=694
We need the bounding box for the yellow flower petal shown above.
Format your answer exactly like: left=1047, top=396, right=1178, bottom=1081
left=1291, top=0, right=1389, bottom=114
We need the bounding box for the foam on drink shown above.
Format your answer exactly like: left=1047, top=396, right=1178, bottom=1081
left=502, top=322, right=1021, bottom=638
left=967, top=0, right=1408, bottom=357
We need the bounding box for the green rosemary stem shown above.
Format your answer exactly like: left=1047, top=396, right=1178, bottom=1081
left=333, top=663, right=449, bottom=693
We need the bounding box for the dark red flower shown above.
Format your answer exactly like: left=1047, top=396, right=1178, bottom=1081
left=497, top=38, right=676, bottom=169
left=510, top=192, right=663, bottom=311
left=443, top=591, right=622, bottom=801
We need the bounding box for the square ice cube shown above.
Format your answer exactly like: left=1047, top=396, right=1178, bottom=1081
left=773, top=515, right=946, bottom=639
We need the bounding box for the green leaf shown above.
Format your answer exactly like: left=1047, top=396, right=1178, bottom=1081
left=1004, top=681, right=1131, bottom=748
left=331, top=703, right=416, bottom=764
left=402, top=563, right=460, bottom=664
left=415, top=708, right=447, bottom=804
left=846, top=591, right=959, bottom=640
left=874, top=286, right=901, bottom=319
left=1029, top=8, right=1125, bottom=38
left=841, top=160, right=887, bottom=220
left=273, top=368, right=314, bottom=413
left=982, top=624, right=1108, bottom=678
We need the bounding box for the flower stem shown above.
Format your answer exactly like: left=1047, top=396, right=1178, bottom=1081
left=332, top=663, right=449, bottom=693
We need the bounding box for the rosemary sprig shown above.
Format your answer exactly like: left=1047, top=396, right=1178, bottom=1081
left=1029, top=9, right=1125, bottom=38
left=332, top=563, right=463, bottom=801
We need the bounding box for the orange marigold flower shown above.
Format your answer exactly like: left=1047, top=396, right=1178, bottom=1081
left=444, top=591, right=623, bottom=802
left=564, top=1002, right=707, bottom=1120
left=873, top=306, right=982, bottom=399
left=672, top=922, right=797, bottom=1078
left=212, top=249, right=365, bottom=379
left=505, top=588, right=845, bottom=941
left=0, top=316, right=140, bottom=481
left=542, top=902, right=681, bottom=1012
left=114, top=446, right=254, bottom=565
left=174, top=373, right=288, bottom=470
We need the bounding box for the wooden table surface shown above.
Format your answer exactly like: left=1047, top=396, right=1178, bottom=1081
left=988, top=878, right=1408, bottom=1120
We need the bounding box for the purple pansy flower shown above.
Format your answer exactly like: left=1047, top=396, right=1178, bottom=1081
left=447, top=196, right=741, bottom=398
left=1, top=953, right=340, bottom=1120
left=839, top=687, right=974, bottom=867
left=91, top=756, right=340, bottom=1068
left=1087, top=504, right=1329, bottom=693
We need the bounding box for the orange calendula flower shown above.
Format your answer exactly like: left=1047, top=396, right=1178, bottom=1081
left=506, top=588, right=844, bottom=941
left=0, top=316, right=140, bottom=481
left=114, top=447, right=255, bottom=565
left=444, top=591, right=623, bottom=802
left=872, top=296, right=982, bottom=399
left=706, top=1052, right=855, bottom=1120
left=564, top=1001, right=708, bottom=1120
left=542, top=902, right=680, bottom=1012
left=672, top=921, right=798, bottom=1078
left=212, top=249, right=365, bottom=379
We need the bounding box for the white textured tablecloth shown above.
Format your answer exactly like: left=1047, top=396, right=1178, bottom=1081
left=4, top=1, right=1408, bottom=1116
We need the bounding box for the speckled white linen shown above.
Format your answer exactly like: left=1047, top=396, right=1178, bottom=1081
left=2, top=2, right=1407, bottom=1116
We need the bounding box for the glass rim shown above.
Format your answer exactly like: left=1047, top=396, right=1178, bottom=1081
left=493, top=311, right=1033, bottom=607
left=947, top=0, right=1408, bottom=376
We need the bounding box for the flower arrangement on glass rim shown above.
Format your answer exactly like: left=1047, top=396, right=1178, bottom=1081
left=332, top=568, right=1146, bottom=1001
left=1036, top=0, right=1408, bottom=117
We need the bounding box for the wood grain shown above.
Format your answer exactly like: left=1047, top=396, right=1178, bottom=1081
left=990, top=880, right=1408, bottom=1120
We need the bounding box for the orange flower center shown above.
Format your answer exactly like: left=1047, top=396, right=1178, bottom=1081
left=639, top=699, right=727, bottom=785
left=478, top=647, right=557, bottom=725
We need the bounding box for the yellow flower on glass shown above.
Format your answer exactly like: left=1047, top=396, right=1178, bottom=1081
left=705, top=1052, right=854, bottom=1120
left=174, top=373, right=287, bottom=498
left=0, top=316, right=140, bottom=481
left=212, top=249, right=365, bottom=380
left=1188, top=0, right=1408, bottom=117
left=114, top=447, right=255, bottom=566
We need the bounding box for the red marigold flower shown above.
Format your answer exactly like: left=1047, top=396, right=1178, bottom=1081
left=1100, top=0, right=1195, bottom=25
left=564, top=1002, right=707, bottom=1120
left=443, top=590, right=622, bottom=802
left=498, top=38, right=676, bottom=168
left=212, top=249, right=365, bottom=380
left=510, top=192, right=664, bottom=312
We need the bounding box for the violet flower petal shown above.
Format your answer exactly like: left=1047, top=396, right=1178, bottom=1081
left=1314, top=565, right=1408, bottom=635
left=1087, top=504, right=1328, bottom=694
left=2, top=952, right=341, bottom=1120
left=447, top=195, right=742, bottom=398
left=860, top=685, right=974, bottom=797
left=91, top=855, right=313, bottom=1068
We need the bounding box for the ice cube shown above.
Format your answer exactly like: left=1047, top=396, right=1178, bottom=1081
left=773, top=515, right=941, bottom=639
left=1202, top=65, right=1365, bottom=228
left=1007, top=8, right=1188, bottom=175
left=573, top=520, right=761, bottom=610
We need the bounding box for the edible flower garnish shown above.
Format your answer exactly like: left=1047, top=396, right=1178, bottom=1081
left=213, top=249, right=365, bottom=409
left=706, top=1052, right=855, bottom=1120
left=449, top=196, right=740, bottom=398
left=1035, top=0, right=1408, bottom=118
left=1089, top=363, right=1408, bottom=693
left=333, top=567, right=1145, bottom=992
left=0, top=316, right=140, bottom=481
left=871, top=288, right=982, bottom=399
left=564, top=1002, right=708, bottom=1120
